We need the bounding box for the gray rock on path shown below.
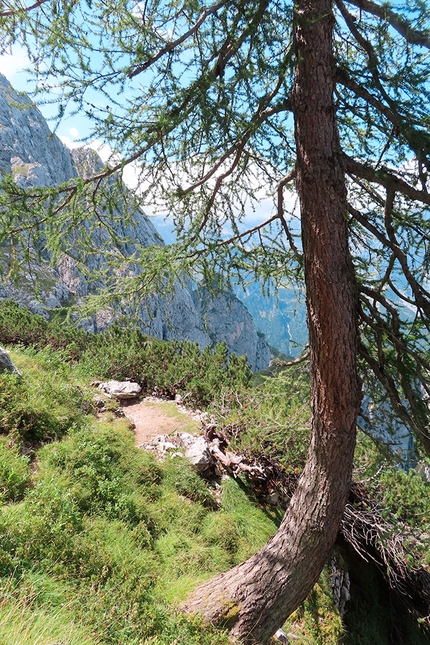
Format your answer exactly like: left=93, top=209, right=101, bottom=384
left=143, top=431, right=217, bottom=474
left=184, top=435, right=217, bottom=474
left=0, top=347, right=21, bottom=376
left=98, top=380, right=142, bottom=399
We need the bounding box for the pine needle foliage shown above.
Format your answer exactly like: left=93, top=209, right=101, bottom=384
left=2, top=0, right=430, bottom=458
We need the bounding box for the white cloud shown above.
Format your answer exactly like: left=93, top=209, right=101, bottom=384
left=0, top=44, right=31, bottom=82
left=87, top=139, right=114, bottom=163
left=69, top=127, right=79, bottom=138
left=58, top=135, right=82, bottom=150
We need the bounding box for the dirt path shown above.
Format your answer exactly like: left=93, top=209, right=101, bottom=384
left=121, top=399, right=201, bottom=446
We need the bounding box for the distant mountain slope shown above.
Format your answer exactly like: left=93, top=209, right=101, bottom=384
left=234, top=282, right=308, bottom=357
left=0, top=73, right=270, bottom=370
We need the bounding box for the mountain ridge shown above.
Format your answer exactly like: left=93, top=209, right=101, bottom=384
left=0, top=73, right=271, bottom=370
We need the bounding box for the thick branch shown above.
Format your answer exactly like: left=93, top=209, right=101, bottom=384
left=180, top=99, right=291, bottom=196
left=276, top=170, right=301, bottom=256
left=0, top=0, right=48, bottom=17
left=345, top=0, right=430, bottom=49
left=336, top=68, right=430, bottom=167
left=344, top=156, right=430, bottom=206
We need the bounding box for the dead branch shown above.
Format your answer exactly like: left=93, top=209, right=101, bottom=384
left=344, top=0, right=430, bottom=49
left=0, top=0, right=48, bottom=17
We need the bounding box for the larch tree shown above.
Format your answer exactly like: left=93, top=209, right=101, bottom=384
left=1, top=0, right=430, bottom=642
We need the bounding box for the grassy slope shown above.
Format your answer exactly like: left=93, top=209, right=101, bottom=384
left=0, top=347, right=272, bottom=645
left=0, top=344, right=428, bottom=644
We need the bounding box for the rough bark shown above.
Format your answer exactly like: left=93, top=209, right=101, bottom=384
left=200, top=427, right=430, bottom=628
left=182, top=0, right=360, bottom=642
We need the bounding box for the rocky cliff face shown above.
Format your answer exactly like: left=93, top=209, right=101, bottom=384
left=234, top=282, right=308, bottom=358
left=192, top=287, right=272, bottom=372
left=0, top=74, right=76, bottom=186
left=0, top=73, right=270, bottom=370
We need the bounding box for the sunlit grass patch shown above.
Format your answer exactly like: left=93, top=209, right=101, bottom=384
left=0, top=574, right=100, bottom=645
left=1, top=348, right=93, bottom=444
left=220, top=476, right=277, bottom=561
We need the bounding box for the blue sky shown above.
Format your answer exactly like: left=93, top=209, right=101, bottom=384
left=0, top=45, right=94, bottom=143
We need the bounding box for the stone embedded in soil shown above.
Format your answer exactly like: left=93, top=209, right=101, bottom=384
left=98, top=380, right=142, bottom=399
left=0, top=347, right=21, bottom=377
left=184, top=435, right=216, bottom=473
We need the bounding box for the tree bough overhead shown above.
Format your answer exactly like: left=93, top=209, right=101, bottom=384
left=2, top=0, right=430, bottom=641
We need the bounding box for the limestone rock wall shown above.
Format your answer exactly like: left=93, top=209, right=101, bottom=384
left=193, top=287, right=271, bottom=372
left=0, top=73, right=270, bottom=370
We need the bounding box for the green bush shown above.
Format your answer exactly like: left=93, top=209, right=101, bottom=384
left=81, top=327, right=251, bottom=407
left=0, top=300, right=48, bottom=346
left=211, top=365, right=311, bottom=473
left=0, top=482, right=82, bottom=576
left=377, top=467, right=430, bottom=526
left=0, top=367, right=89, bottom=443
left=0, top=301, right=252, bottom=409
left=43, top=421, right=162, bottom=524
left=0, top=300, right=89, bottom=358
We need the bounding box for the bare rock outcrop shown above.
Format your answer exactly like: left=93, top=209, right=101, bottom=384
left=0, top=347, right=21, bottom=376
left=0, top=73, right=271, bottom=370
left=97, top=380, right=142, bottom=400
left=192, top=287, right=271, bottom=371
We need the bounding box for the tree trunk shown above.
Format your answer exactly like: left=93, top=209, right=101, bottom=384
left=182, top=0, right=361, bottom=642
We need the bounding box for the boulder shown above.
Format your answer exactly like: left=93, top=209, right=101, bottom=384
left=184, top=435, right=216, bottom=473
left=98, top=380, right=141, bottom=399
left=0, top=347, right=21, bottom=376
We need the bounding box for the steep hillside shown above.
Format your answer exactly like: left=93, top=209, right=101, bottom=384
left=0, top=333, right=428, bottom=645
left=0, top=73, right=270, bottom=370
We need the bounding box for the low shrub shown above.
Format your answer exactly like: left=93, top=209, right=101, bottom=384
left=0, top=300, right=252, bottom=409
left=376, top=467, right=430, bottom=526
left=80, top=327, right=251, bottom=407
left=0, top=300, right=48, bottom=346
left=0, top=365, right=90, bottom=443
left=211, top=365, right=311, bottom=473
left=42, top=421, right=162, bottom=525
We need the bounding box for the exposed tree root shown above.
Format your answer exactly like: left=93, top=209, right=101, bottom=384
left=203, top=424, right=430, bottom=630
